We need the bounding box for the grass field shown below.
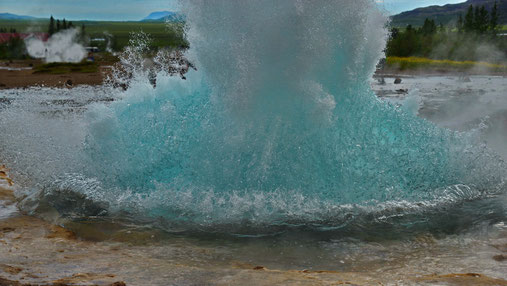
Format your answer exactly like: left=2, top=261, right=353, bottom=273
left=0, top=19, right=187, bottom=51
left=386, top=56, right=507, bottom=72
left=33, top=62, right=99, bottom=74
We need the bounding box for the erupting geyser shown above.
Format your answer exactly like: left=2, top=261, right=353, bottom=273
left=0, top=0, right=505, bottom=234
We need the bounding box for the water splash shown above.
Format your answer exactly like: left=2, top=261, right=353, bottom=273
left=1, top=0, right=506, bottom=233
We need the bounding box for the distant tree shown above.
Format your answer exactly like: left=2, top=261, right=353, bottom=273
left=473, top=6, right=480, bottom=30
left=390, top=27, right=400, bottom=39
left=49, top=16, right=55, bottom=35
left=421, top=18, right=437, bottom=35
left=56, top=19, right=61, bottom=32
left=68, top=21, right=74, bottom=28
left=386, top=24, right=420, bottom=57
left=457, top=13, right=464, bottom=33
left=490, top=1, right=499, bottom=34
left=477, top=6, right=489, bottom=33
left=80, top=23, right=86, bottom=42
left=1, top=36, right=26, bottom=59
left=464, top=5, right=475, bottom=33
left=62, top=19, right=67, bottom=30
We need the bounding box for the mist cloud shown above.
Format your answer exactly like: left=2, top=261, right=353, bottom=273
left=25, top=28, right=87, bottom=63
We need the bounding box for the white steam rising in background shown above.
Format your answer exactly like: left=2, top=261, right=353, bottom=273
left=25, top=29, right=87, bottom=63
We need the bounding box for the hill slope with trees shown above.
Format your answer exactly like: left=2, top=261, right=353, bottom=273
left=390, top=0, right=507, bottom=27
left=385, top=1, right=506, bottom=71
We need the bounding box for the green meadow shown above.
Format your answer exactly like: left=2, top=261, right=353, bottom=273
left=0, top=19, right=187, bottom=51
left=33, top=61, right=99, bottom=74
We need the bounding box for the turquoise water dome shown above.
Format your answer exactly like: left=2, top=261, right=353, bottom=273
left=80, top=0, right=506, bottom=228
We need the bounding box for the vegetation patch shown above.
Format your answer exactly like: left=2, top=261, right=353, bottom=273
left=34, top=61, right=98, bottom=74
left=386, top=56, right=507, bottom=72
left=386, top=2, right=506, bottom=65
left=0, top=36, right=27, bottom=60
left=0, top=19, right=187, bottom=52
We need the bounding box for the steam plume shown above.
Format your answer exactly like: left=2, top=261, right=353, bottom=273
left=25, top=28, right=87, bottom=63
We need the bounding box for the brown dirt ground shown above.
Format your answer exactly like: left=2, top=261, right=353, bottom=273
left=0, top=60, right=112, bottom=89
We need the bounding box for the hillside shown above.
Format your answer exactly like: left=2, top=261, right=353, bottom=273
left=390, top=0, right=507, bottom=27
left=0, top=13, right=37, bottom=20
left=142, top=11, right=184, bottom=22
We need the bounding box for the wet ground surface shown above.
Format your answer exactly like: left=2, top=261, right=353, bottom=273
left=0, top=183, right=506, bottom=286
left=371, top=75, right=507, bottom=126
left=0, top=190, right=506, bottom=285
left=371, top=75, right=507, bottom=160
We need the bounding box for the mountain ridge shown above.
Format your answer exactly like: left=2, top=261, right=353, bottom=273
left=141, top=11, right=184, bottom=22
left=0, top=13, right=38, bottom=20
left=391, top=0, right=507, bottom=27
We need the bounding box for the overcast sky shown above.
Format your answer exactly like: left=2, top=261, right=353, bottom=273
left=2, top=0, right=465, bottom=21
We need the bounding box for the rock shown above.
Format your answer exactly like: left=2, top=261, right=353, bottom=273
left=0, top=227, right=15, bottom=233
left=394, top=78, right=402, bottom=84
left=0, top=166, right=13, bottom=186
left=493, top=254, right=507, bottom=262
left=2, top=265, right=23, bottom=275
left=46, top=225, right=77, bottom=240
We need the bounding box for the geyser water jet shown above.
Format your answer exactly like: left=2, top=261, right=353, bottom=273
left=0, top=0, right=505, bottom=233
